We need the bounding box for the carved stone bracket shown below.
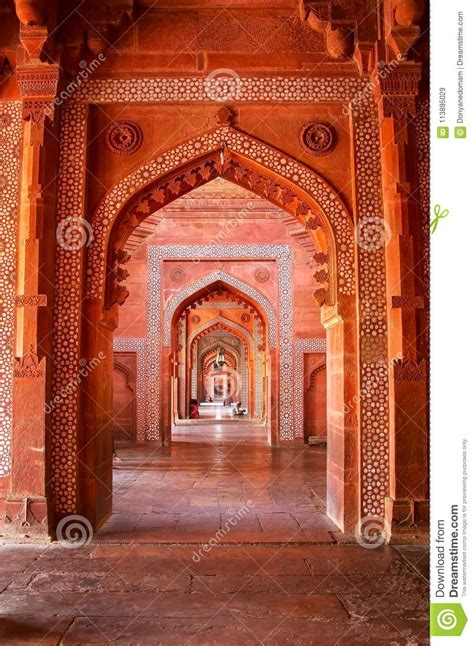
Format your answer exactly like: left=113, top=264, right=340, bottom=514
left=301, top=1, right=355, bottom=59
left=16, top=65, right=60, bottom=133
left=13, top=345, right=46, bottom=379
left=393, top=358, right=427, bottom=382
left=388, top=0, right=426, bottom=59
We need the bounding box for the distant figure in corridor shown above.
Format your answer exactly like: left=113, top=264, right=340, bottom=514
left=189, top=399, right=199, bottom=419
left=232, top=401, right=247, bottom=416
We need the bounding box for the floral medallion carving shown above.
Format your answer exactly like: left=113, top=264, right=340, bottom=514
left=253, top=267, right=270, bottom=283
left=170, top=266, right=186, bottom=283
left=106, top=120, right=143, bottom=156
left=298, top=122, right=336, bottom=156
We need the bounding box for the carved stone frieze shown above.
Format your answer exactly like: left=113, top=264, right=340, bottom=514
left=13, top=346, right=45, bottom=379
left=2, top=496, right=48, bottom=536
left=15, top=294, right=47, bottom=307
left=393, top=358, right=427, bottom=382
left=391, top=295, right=424, bottom=309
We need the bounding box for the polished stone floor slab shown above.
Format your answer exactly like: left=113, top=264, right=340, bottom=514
left=0, top=429, right=428, bottom=644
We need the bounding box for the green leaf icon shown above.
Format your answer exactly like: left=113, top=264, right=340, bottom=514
left=430, top=603, right=468, bottom=636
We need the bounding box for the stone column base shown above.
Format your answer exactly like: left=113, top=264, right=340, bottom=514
left=385, top=496, right=429, bottom=543
left=1, top=495, right=51, bottom=542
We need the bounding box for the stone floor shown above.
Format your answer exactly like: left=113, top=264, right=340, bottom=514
left=0, top=425, right=429, bottom=644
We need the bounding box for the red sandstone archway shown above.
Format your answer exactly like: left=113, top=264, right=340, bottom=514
left=56, top=128, right=361, bottom=535
left=168, top=283, right=265, bottom=441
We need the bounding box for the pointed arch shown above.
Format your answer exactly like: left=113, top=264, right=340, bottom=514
left=85, top=125, right=355, bottom=307
left=164, top=272, right=275, bottom=348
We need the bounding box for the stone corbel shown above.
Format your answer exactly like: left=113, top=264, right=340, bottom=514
left=374, top=63, right=422, bottom=141
left=387, top=0, right=426, bottom=59
left=84, top=1, right=134, bottom=56
left=16, top=64, right=60, bottom=142
left=15, top=0, right=55, bottom=63
left=302, top=2, right=355, bottom=59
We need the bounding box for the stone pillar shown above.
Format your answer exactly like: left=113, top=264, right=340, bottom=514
left=2, top=64, right=60, bottom=539
left=268, top=349, right=278, bottom=445
left=375, top=64, right=429, bottom=535
left=79, top=300, right=116, bottom=531
left=322, top=298, right=358, bottom=532
left=161, top=350, right=172, bottom=445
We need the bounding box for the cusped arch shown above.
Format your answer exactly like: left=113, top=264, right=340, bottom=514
left=189, top=315, right=254, bottom=355
left=202, top=347, right=239, bottom=373
left=164, top=272, right=276, bottom=348
left=86, top=125, right=355, bottom=304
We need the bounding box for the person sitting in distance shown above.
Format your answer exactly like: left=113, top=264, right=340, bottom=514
left=189, top=398, right=199, bottom=419
left=232, top=401, right=247, bottom=416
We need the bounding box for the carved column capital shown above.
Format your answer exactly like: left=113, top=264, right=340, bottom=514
left=16, top=64, right=60, bottom=131
left=374, top=63, right=422, bottom=122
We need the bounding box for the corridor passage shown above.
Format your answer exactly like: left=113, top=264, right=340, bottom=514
left=0, top=427, right=428, bottom=644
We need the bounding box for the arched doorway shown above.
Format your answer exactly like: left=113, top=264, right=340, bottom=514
left=51, top=125, right=369, bottom=535
left=168, top=281, right=269, bottom=435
